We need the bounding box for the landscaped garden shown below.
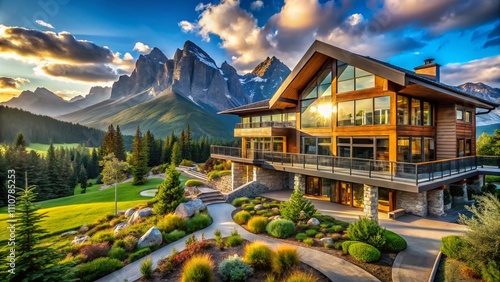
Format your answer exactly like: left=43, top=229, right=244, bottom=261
left=229, top=188, right=408, bottom=282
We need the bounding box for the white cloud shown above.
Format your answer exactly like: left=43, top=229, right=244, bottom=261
left=179, top=20, right=198, bottom=33
left=133, top=42, right=152, bottom=54
left=441, top=55, right=500, bottom=87
left=35, top=20, right=54, bottom=29
left=250, top=0, right=264, bottom=11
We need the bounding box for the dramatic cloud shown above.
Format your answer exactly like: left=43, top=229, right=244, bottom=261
left=441, top=55, right=500, bottom=87
left=250, top=0, right=264, bottom=11
left=34, top=63, right=119, bottom=82
left=0, top=76, right=30, bottom=88
left=133, top=42, right=151, bottom=54
left=35, top=20, right=54, bottom=29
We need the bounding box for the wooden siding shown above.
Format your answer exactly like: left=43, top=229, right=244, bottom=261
left=435, top=103, right=457, bottom=159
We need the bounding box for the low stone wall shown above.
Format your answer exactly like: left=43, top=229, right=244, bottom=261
left=396, top=191, right=428, bottom=217
left=208, top=175, right=232, bottom=193
left=226, top=181, right=274, bottom=203
left=254, top=167, right=291, bottom=191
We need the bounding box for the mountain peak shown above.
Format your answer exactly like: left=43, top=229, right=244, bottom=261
left=182, top=40, right=218, bottom=69
left=251, top=56, right=288, bottom=78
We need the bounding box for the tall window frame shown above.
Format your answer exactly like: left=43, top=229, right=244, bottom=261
left=397, top=95, right=433, bottom=126
left=336, top=60, right=375, bottom=93
left=300, top=62, right=333, bottom=128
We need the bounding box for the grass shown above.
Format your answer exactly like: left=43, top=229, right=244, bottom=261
left=435, top=256, right=478, bottom=282
left=0, top=175, right=189, bottom=242
left=27, top=143, right=94, bottom=155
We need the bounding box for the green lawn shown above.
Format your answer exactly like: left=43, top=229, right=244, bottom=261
left=0, top=175, right=189, bottom=242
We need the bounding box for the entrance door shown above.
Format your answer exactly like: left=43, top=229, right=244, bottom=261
left=306, top=176, right=320, bottom=196
left=340, top=182, right=352, bottom=206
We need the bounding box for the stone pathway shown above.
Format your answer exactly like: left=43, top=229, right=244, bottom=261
left=96, top=203, right=380, bottom=282
left=261, top=190, right=467, bottom=282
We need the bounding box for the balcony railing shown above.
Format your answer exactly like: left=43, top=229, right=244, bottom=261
left=235, top=121, right=296, bottom=129
left=210, top=145, right=500, bottom=186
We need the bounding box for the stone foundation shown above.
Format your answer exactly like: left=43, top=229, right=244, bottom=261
left=396, top=191, right=428, bottom=217
left=363, top=185, right=378, bottom=222
left=226, top=181, right=273, bottom=203
left=208, top=175, right=232, bottom=193
left=253, top=167, right=290, bottom=191
left=427, top=189, right=445, bottom=217
left=293, top=174, right=306, bottom=193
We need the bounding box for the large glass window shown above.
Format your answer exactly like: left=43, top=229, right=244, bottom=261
left=355, top=98, right=373, bottom=125
left=374, top=96, right=390, bottom=125
left=397, top=137, right=410, bottom=162
left=336, top=137, right=387, bottom=160
left=424, top=138, right=435, bottom=161
left=411, top=98, right=421, bottom=125
left=301, top=63, right=332, bottom=128
left=397, top=95, right=433, bottom=126
left=376, top=139, right=389, bottom=160
left=411, top=138, right=422, bottom=162
left=457, top=109, right=463, bottom=120
left=337, top=61, right=374, bottom=93
left=398, top=137, right=434, bottom=162
left=465, top=111, right=472, bottom=123
left=303, top=137, right=317, bottom=154
left=302, top=137, right=331, bottom=155
left=397, top=96, right=409, bottom=125
left=338, top=101, right=354, bottom=126
left=423, top=101, right=432, bottom=126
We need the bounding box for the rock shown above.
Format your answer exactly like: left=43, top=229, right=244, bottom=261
left=137, top=226, right=163, bottom=249
left=268, top=215, right=282, bottom=221
left=79, top=225, right=89, bottom=233
left=114, top=222, right=128, bottom=235
left=118, top=210, right=125, bottom=216
left=174, top=199, right=205, bottom=219
left=61, top=231, right=78, bottom=238
left=254, top=204, right=264, bottom=211
left=128, top=208, right=153, bottom=225
left=125, top=208, right=136, bottom=218
left=321, top=237, right=334, bottom=244
left=272, top=207, right=280, bottom=214
left=307, top=217, right=320, bottom=226
left=72, top=235, right=90, bottom=244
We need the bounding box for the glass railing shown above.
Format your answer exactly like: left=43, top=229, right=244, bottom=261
left=210, top=146, right=500, bottom=185
left=235, top=121, right=296, bottom=129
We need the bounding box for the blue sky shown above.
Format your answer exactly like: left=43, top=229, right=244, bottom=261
left=0, top=0, right=499, bottom=102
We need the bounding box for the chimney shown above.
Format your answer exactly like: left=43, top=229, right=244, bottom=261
left=414, top=58, right=440, bottom=82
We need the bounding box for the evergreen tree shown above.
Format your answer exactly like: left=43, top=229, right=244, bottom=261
left=79, top=164, right=88, bottom=193
left=14, top=131, right=28, bottom=149
left=47, top=143, right=64, bottom=198
left=0, top=151, right=7, bottom=206
left=171, top=142, right=182, bottom=166
left=185, top=124, right=192, bottom=160
left=130, top=127, right=149, bottom=185
left=161, top=133, right=174, bottom=164
left=179, top=130, right=186, bottom=160
left=153, top=165, right=186, bottom=215
left=59, top=148, right=73, bottom=196
left=144, top=130, right=157, bottom=167
left=89, top=148, right=99, bottom=178
left=26, top=150, right=48, bottom=200
left=280, top=186, right=317, bottom=223
left=114, top=125, right=127, bottom=161
left=100, top=124, right=116, bottom=158
left=6, top=183, right=73, bottom=281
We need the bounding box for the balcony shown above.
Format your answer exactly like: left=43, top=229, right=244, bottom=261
left=234, top=121, right=296, bottom=137
left=211, top=145, right=500, bottom=193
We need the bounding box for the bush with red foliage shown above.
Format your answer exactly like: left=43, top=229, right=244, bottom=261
left=79, top=242, right=111, bottom=262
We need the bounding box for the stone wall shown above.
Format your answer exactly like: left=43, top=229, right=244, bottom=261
left=253, top=167, right=291, bottom=191
left=363, top=185, right=378, bottom=222
left=208, top=175, right=232, bottom=193
left=396, top=191, right=428, bottom=217
left=293, top=174, right=306, bottom=193
left=226, top=181, right=274, bottom=203
left=427, top=189, right=445, bottom=217
left=232, top=162, right=251, bottom=189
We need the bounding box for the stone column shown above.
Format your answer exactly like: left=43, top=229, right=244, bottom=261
left=427, top=189, right=445, bottom=217
left=363, top=184, right=378, bottom=222
left=293, top=174, right=306, bottom=193
left=231, top=162, right=245, bottom=190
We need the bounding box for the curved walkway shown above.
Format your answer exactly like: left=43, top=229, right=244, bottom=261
left=97, top=203, right=380, bottom=282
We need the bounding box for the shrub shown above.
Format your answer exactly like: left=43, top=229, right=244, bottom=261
left=153, top=165, right=186, bottom=215
left=272, top=245, right=299, bottom=274
left=348, top=242, right=381, bottom=262
left=113, top=240, right=125, bottom=249
left=157, top=213, right=184, bottom=233
left=243, top=204, right=256, bottom=212
left=180, top=159, right=196, bottom=166
left=315, top=233, right=324, bottom=239
left=244, top=241, right=274, bottom=270
left=303, top=238, right=314, bottom=246
left=450, top=185, right=464, bottom=197
left=80, top=242, right=111, bottom=262
left=295, top=233, right=307, bottom=242
left=324, top=242, right=335, bottom=249
left=181, top=254, right=214, bottom=282
left=266, top=219, right=296, bottom=239
left=280, top=187, right=317, bottom=223
left=123, top=235, right=138, bottom=252
left=91, top=230, right=115, bottom=244
left=129, top=248, right=151, bottom=262
left=335, top=220, right=350, bottom=229
left=108, top=247, right=127, bottom=261
left=218, top=255, right=254, bottom=282
left=141, top=256, right=153, bottom=280
left=384, top=230, right=407, bottom=252
left=285, top=271, right=319, bottom=282
left=247, top=216, right=268, bottom=234
left=226, top=234, right=243, bottom=247
left=333, top=242, right=343, bottom=250
left=75, top=257, right=123, bottom=282
left=305, top=229, right=317, bottom=237
left=232, top=197, right=250, bottom=207
left=214, top=229, right=224, bottom=250
left=164, top=229, right=186, bottom=243
left=185, top=179, right=204, bottom=187
left=186, top=212, right=212, bottom=233
left=233, top=211, right=252, bottom=225
left=342, top=241, right=359, bottom=254
left=328, top=225, right=343, bottom=233
left=347, top=217, right=386, bottom=249
left=440, top=235, right=466, bottom=260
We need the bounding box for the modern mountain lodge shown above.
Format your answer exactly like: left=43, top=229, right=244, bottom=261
left=211, top=40, right=500, bottom=220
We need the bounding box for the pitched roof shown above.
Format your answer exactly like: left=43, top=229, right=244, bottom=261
left=218, top=99, right=270, bottom=114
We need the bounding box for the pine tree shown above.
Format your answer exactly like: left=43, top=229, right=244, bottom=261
left=153, top=165, right=186, bottom=215
left=179, top=130, right=186, bottom=160
left=144, top=130, right=157, bottom=167
left=114, top=125, right=127, bottom=161
left=185, top=124, right=192, bottom=161
left=79, top=164, right=88, bottom=193
left=100, top=124, right=116, bottom=158
left=89, top=148, right=99, bottom=178
left=171, top=142, right=182, bottom=166
left=279, top=186, right=317, bottom=223
left=47, top=143, right=64, bottom=198
left=161, top=134, right=173, bottom=164
left=14, top=131, right=28, bottom=149
left=6, top=182, right=73, bottom=281
left=130, top=127, right=149, bottom=185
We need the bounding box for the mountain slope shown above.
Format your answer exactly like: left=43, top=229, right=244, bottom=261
left=458, top=82, right=500, bottom=126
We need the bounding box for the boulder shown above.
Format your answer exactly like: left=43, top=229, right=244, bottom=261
left=174, top=199, right=205, bottom=219
left=321, top=237, right=334, bottom=244
left=137, top=226, right=163, bottom=249
left=268, top=215, right=282, bottom=221
left=307, top=217, right=320, bottom=226
left=61, top=230, right=78, bottom=238
left=128, top=208, right=153, bottom=225
left=72, top=235, right=90, bottom=244
left=271, top=207, right=280, bottom=214
left=114, top=222, right=128, bottom=235
left=125, top=208, right=136, bottom=218
left=118, top=210, right=125, bottom=216
left=254, top=204, right=265, bottom=211
left=79, top=225, right=89, bottom=233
